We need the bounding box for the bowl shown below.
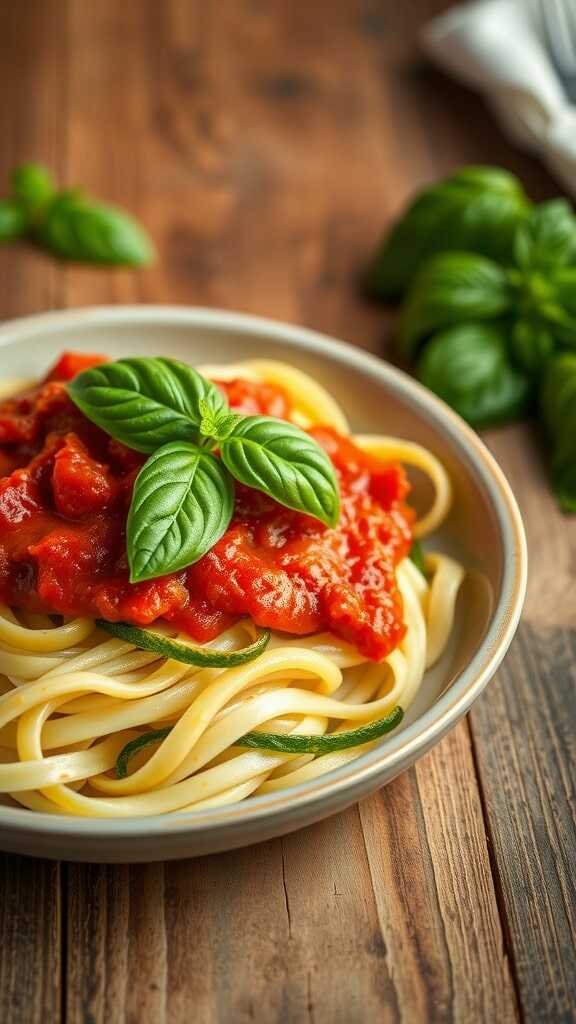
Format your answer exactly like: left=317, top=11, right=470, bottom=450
left=0, top=306, right=527, bottom=862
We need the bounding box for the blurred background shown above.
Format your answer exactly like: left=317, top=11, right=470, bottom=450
left=0, top=0, right=557, bottom=338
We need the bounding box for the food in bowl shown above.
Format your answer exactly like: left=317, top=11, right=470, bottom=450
left=0, top=350, right=465, bottom=818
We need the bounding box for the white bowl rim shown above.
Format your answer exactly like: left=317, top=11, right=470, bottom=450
left=0, top=305, right=527, bottom=841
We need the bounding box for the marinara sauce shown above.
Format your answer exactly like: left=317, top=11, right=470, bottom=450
left=0, top=353, right=413, bottom=661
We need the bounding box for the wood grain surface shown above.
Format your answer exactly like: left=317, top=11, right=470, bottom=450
left=0, top=1, right=574, bottom=1022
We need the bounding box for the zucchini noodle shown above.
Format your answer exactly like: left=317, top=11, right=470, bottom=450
left=0, top=360, right=465, bottom=818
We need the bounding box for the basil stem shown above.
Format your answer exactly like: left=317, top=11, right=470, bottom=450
left=115, top=707, right=404, bottom=779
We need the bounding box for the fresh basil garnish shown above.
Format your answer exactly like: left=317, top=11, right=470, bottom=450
left=127, top=441, right=234, bottom=582
left=68, top=357, right=341, bottom=581
left=220, top=415, right=340, bottom=527
left=417, top=322, right=530, bottom=427
left=365, top=166, right=530, bottom=300
left=399, top=252, right=512, bottom=357
left=514, top=200, right=576, bottom=272
left=40, top=192, right=155, bottom=266
left=68, top=357, right=227, bottom=453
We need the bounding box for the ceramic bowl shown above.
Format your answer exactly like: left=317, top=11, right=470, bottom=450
left=0, top=306, right=527, bottom=861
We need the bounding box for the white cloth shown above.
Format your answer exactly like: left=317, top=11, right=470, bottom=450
left=422, top=0, right=576, bottom=197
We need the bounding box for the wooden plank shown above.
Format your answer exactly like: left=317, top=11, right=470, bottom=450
left=359, top=722, right=518, bottom=1024
left=470, top=626, right=576, bottom=1023
left=0, top=0, right=67, bottom=321
left=0, top=4, right=66, bottom=1022
left=0, top=854, right=61, bottom=1024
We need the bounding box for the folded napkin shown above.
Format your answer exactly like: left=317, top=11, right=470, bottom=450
left=422, top=0, right=576, bottom=197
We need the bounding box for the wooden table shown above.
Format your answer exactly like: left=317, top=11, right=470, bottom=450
left=0, top=2, right=574, bottom=1021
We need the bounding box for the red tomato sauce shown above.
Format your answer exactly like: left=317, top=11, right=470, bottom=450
left=0, top=353, right=413, bottom=661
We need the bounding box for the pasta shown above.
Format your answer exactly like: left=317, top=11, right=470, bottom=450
left=0, top=357, right=464, bottom=817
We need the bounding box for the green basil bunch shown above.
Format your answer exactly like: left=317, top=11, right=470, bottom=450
left=366, top=166, right=576, bottom=511
left=68, top=358, right=340, bottom=583
left=395, top=199, right=576, bottom=426
left=365, top=166, right=530, bottom=300
left=0, top=163, right=154, bottom=266
left=540, top=354, right=576, bottom=512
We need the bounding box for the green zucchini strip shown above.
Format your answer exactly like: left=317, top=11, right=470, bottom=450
left=115, top=707, right=404, bottom=779
left=95, top=619, right=270, bottom=668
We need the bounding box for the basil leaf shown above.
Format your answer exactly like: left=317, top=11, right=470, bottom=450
left=417, top=322, right=531, bottom=427
left=514, top=200, right=576, bottom=271
left=11, top=163, right=55, bottom=220
left=127, top=441, right=234, bottom=582
left=68, top=357, right=228, bottom=453
left=40, top=192, right=155, bottom=266
left=399, top=253, right=512, bottom=357
left=221, top=416, right=340, bottom=527
left=365, top=166, right=530, bottom=300
left=0, top=200, right=26, bottom=242
left=511, top=319, right=555, bottom=375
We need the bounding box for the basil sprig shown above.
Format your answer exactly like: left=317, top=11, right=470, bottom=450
left=367, top=167, right=576, bottom=511
left=68, top=357, right=340, bottom=582
left=401, top=201, right=576, bottom=425
left=0, top=162, right=154, bottom=266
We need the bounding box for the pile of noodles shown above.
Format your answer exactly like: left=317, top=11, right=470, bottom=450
left=0, top=360, right=464, bottom=817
